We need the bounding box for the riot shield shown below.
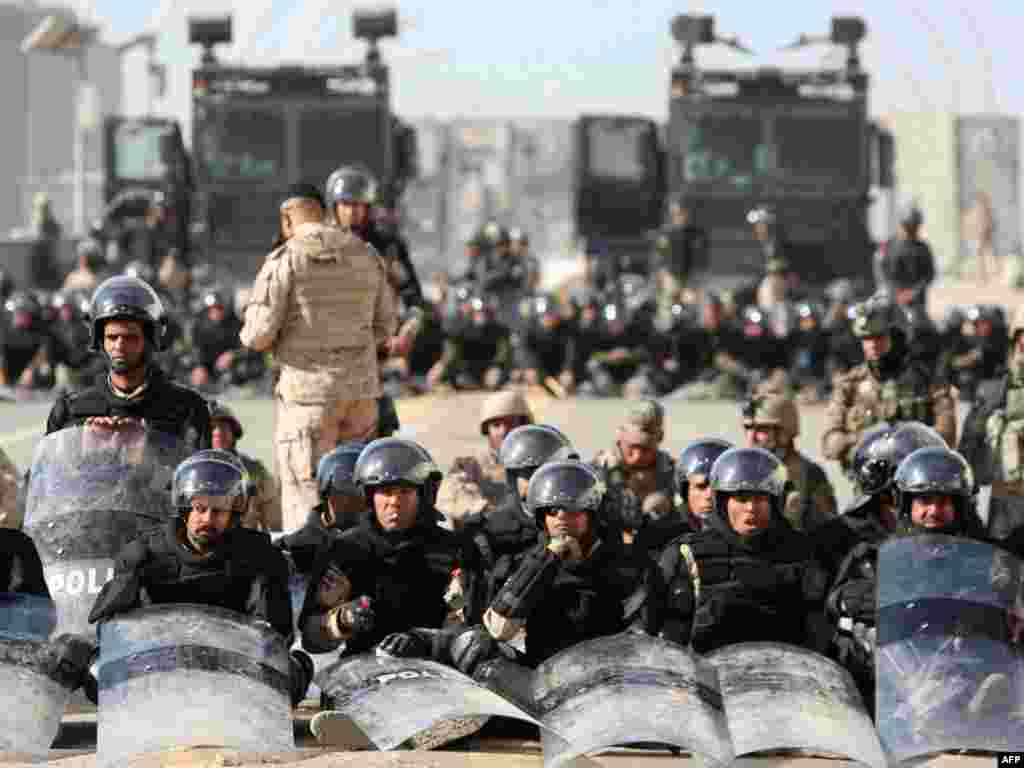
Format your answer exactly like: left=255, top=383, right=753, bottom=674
left=0, top=593, right=74, bottom=756
left=877, top=534, right=1024, bottom=762
left=707, top=642, right=885, bottom=768
left=95, top=603, right=294, bottom=768
left=24, top=424, right=190, bottom=636
left=530, top=631, right=733, bottom=768
left=315, top=653, right=540, bottom=750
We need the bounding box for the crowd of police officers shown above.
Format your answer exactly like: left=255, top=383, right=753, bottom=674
left=2, top=170, right=1024, bottom=749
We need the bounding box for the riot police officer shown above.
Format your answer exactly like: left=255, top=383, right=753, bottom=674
left=0, top=292, right=56, bottom=390
left=942, top=304, right=1007, bottom=400
left=675, top=438, right=733, bottom=532
left=480, top=460, right=650, bottom=668
left=208, top=402, right=280, bottom=531
left=654, top=197, right=708, bottom=306
left=821, top=294, right=956, bottom=471
left=824, top=445, right=986, bottom=712
left=45, top=276, right=210, bottom=447
left=298, top=438, right=462, bottom=659
left=276, top=442, right=366, bottom=576
left=461, top=424, right=575, bottom=624
left=647, top=448, right=829, bottom=655
left=189, top=287, right=249, bottom=391
left=89, top=449, right=310, bottom=704
left=513, top=292, right=578, bottom=392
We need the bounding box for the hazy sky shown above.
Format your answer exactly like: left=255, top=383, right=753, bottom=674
left=59, top=0, right=1024, bottom=141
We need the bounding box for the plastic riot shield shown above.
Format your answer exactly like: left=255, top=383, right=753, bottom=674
left=24, top=424, right=189, bottom=636
left=877, top=534, right=1024, bottom=762
left=315, top=653, right=540, bottom=750
left=0, top=593, right=74, bottom=756
left=95, top=603, right=294, bottom=768
left=530, top=631, right=733, bottom=768
left=707, top=642, right=886, bottom=768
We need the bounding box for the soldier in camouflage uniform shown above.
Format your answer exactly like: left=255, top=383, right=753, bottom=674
left=959, top=305, right=1024, bottom=540
left=592, top=400, right=676, bottom=539
left=821, top=295, right=957, bottom=473
left=435, top=390, right=534, bottom=530
left=240, top=183, right=396, bottom=531
left=742, top=392, right=837, bottom=531
left=209, top=402, right=281, bottom=532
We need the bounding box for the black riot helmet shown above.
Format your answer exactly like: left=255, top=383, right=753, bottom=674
left=676, top=438, right=733, bottom=497
left=709, top=447, right=787, bottom=521
left=325, top=164, right=379, bottom=207
left=525, top=460, right=607, bottom=534
left=499, top=425, right=577, bottom=496
left=171, top=449, right=249, bottom=522
left=354, top=437, right=443, bottom=510
left=317, top=442, right=367, bottom=500
left=894, top=447, right=977, bottom=534
left=851, top=421, right=946, bottom=498
left=87, top=275, right=168, bottom=352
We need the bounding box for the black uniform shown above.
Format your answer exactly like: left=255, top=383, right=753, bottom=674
left=298, top=516, right=462, bottom=656
left=495, top=536, right=648, bottom=668
left=462, top=495, right=540, bottom=624
left=649, top=516, right=828, bottom=655
left=45, top=367, right=210, bottom=447
left=1, top=528, right=51, bottom=596
left=88, top=520, right=294, bottom=642
left=364, top=225, right=423, bottom=309
left=881, top=237, right=935, bottom=302
left=276, top=506, right=344, bottom=576
left=192, top=311, right=243, bottom=375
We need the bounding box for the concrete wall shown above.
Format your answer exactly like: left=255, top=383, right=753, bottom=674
left=880, top=111, right=960, bottom=274
left=0, top=3, right=121, bottom=237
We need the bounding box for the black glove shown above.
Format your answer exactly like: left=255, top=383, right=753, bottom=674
left=447, top=626, right=501, bottom=676
left=289, top=650, right=314, bottom=707
left=834, top=579, right=876, bottom=624
left=378, top=632, right=431, bottom=658
left=349, top=595, right=376, bottom=638
left=51, top=633, right=97, bottom=693
left=616, top=491, right=644, bottom=532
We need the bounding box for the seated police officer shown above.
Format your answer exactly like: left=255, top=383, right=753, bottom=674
left=477, top=460, right=651, bottom=669
left=461, top=424, right=576, bottom=624
left=825, top=446, right=988, bottom=713
left=276, top=442, right=366, bottom=576
left=88, top=450, right=311, bottom=705
left=647, top=447, right=829, bottom=655
left=45, top=276, right=210, bottom=447
left=298, top=438, right=463, bottom=662
left=633, top=437, right=734, bottom=559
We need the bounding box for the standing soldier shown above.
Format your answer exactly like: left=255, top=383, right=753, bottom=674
left=592, top=400, right=676, bottom=537
left=742, top=392, right=837, bottom=531
left=654, top=197, right=708, bottom=307
left=821, top=294, right=957, bottom=472
left=240, top=183, right=395, bottom=531
left=208, top=402, right=281, bottom=532
left=880, top=204, right=935, bottom=310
